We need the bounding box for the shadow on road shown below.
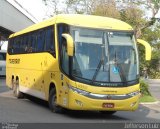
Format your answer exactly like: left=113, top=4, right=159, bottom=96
left=24, top=95, right=160, bottom=122
left=25, top=94, right=49, bottom=108
left=1, top=77, right=159, bottom=122
left=64, top=110, right=129, bottom=120
left=0, top=91, right=159, bottom=122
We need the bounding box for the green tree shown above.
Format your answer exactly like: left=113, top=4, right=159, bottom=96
left=42, top=0, right=63, bottom=16
left=142, top=24, right=160, bottom=78
left=42, top=0, right=160, bottom=78
left=91, top=0, right=121, bottom=19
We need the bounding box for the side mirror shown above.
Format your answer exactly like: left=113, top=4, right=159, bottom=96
left=62, top=34, right=74, bottom=56
left=137, top=39, right=152, bottom=61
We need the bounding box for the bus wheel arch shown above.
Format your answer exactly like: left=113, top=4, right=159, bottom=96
left=49, top=82, right=56, bottom=94
left=11, top=75, right=14, bottom=89
left=48, top=83, right=63, bottom=113
left=14, top=76, right=23, bottom=98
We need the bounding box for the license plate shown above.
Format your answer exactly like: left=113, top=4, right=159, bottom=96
left=102, top=103, right=114, bottom=108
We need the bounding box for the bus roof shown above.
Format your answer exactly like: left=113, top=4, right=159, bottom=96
left=9, top=14, right=133, bottom=38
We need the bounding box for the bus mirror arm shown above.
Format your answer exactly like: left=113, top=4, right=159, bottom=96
left=62, top=34, right=74, bottom=56
left=137, top=39, right=152, bottom=61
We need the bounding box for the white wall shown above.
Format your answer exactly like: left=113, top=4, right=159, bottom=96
left=0, top=41, right=8, bottom=50
left=0, top=0, right=35, bottom=32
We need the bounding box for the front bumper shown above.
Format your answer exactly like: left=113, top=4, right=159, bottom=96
left=68, top=90, right=140, bottom=111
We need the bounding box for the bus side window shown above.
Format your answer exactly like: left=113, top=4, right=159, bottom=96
left=45, top=26, right=55, bottom=56
left=14, top=37, right=20, bottom=54
left=31, top=33, right=37, bottom=52
left=21, top=35, right=26, bottom=53
left=8, top=38, right=13, bottom=54
left=26, top=34, right=31, bottom=53
left=23, top=35, right=28, bottom=53
left=58, top=24, right=70, bottom=75
left=19, top=37, right=23, bottom=54
left=37, top=30, right=45, bottom=52
left=61, top=37, right=69, bottom=74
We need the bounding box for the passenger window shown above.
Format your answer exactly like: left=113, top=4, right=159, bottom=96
left=31, top=33, right=37, bottom=52
left=8, top=38, right=14, bottom=54
left=27, top=34, right=32, bottom=53
left=37, top=30, right=45, bottom=52
left=23, top=35, right=28, bottom=53
left=45, top=26, right=55, bottom=56
left=14, top=37, right=20, bottom=54
left=20, top=35, right=26, bottom=53
left=58, top=24, right=70, bottom=75
left=27, top=33, right=36, bottom=53
left=19, top=37, right=23, bottom=53
left=61, top=38, right=69, bottom=74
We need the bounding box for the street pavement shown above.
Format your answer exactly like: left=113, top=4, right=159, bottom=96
left=0, top=77, right=9, bottom=93
left=0, top=77, right=160, bottom=123
left=148, top=79, right=160, bottom=100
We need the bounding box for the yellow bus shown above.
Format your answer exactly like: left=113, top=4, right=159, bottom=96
left=6, top=14, right=151, bottom=114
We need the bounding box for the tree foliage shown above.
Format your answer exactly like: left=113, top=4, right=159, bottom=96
left=42, top=0, right=62, bottom=17
left=91, top=0, right=121, bottom=19
left=42, top=0, right=160, bottom=78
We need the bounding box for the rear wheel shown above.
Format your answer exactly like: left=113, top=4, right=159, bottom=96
left=11, top=78, right=14, bottom=90
left=13, top=79, right=23, bottom=98
left=49, top=88, right=64, bottom=113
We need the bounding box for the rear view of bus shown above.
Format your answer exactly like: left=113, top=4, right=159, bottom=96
left=0, top=50, right=6, bottom=76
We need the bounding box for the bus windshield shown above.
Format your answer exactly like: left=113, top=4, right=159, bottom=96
left=70, top=27, right=139, bottom=85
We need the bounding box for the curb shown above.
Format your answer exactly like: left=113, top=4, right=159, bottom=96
left=140, top=101, right=160, bottom=105
left=147, top=79, right=160, bottom=83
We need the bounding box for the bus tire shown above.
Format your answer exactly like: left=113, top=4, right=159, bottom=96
left=14, top=79, right=23, bottom=99
left=49, top=88, right=63, bottom=113
left=100, top=111, right=116, bottom=115
left=11, top=78, right=14, bottom=90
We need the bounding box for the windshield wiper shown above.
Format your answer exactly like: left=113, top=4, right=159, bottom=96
left=90, top=33, right=106, bottom=84
left=114, top=50, right=126, bottom=83
left=91, top=59, right=103, bottom=84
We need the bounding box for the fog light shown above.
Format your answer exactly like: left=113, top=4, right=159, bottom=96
left=75, top=99, right=83, bottom=107
left=130, top=102, right=137, bottom=107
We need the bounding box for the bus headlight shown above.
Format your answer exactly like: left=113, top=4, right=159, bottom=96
left=68, top=85, right=90, bottom=96
left=127, top=91, right=140, bottom=97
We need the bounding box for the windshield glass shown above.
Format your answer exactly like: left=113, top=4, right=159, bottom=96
left=70, top=27, right=139, bottom=85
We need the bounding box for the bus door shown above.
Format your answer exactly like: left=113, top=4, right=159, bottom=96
left=58, top=24, right=70, bottom=107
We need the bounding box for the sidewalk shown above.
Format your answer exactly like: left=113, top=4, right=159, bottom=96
left=147, top=79, right=160, bottom=84
left=147, top=79, right=160, bottom=101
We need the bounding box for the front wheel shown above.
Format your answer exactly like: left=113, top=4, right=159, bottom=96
left=49, top=88, right=64, bottom=113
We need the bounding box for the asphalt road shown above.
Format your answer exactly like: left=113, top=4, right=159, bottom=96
left=0, top=77, right=160, bottom=123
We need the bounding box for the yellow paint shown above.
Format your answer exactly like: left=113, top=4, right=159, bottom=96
left=6, top=14, right=150, bottom=111
left=137, top=39, right=152, bottom=61
left=62, top=33, right=74, bottom=56
left=9, top=14, right=133, bottom=38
